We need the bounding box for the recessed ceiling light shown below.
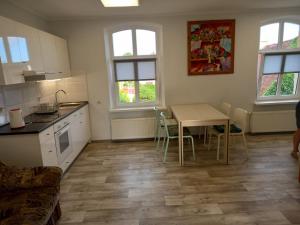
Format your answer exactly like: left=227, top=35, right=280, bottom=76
left=101, top=0, right=139, bottom=7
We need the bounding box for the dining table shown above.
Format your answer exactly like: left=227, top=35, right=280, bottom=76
left=171, top=103, right=230, bottom=166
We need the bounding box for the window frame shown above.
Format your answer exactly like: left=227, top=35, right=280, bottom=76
left=257, top=19, right=300, bottom=102
left=105, top=23, right=164, bottom=109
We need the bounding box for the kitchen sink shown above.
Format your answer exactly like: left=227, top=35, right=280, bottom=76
left=58, top=102, right=81, bottom=108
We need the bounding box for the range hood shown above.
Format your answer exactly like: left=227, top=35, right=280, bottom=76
left=23, top=70, right=62, bottom=81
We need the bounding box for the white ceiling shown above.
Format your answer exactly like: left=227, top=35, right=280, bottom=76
left=8, top=0, right=300, bottom=21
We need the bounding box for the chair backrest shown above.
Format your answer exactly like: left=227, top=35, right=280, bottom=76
left=220, top=102, right=231, bottom=116
left=232, top=108, right=249, bottom=132
left=160, top=112, right=170, bottom=137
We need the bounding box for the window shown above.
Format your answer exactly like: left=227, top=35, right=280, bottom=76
left=106, top=24, right=162, bottom=108
left=257, top=20, right=300, bottom=101
left=0, top=37, right=7, bottom=63
left=7, top=36, right=29, bottom=63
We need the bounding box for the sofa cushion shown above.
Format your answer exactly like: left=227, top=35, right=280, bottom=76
left=0, top=166, right=62, bottom=192
left=0, top=187, right=59, bottom=225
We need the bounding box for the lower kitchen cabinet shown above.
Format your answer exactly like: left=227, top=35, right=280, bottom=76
left=0, top=104, right=91, bottom=173
left=71, top=105, right=91, bottom=156
left=39, top=126, right=59, bottom=167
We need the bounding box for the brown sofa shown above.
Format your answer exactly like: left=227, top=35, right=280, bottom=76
left=0, top=162, right=62, bottom=225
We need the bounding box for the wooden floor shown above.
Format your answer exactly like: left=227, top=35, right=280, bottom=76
left=58, top=133, right=300, bottom=225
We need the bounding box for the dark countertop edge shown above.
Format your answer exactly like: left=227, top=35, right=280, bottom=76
left=37, top=101, right=89, bottom=133
left=0, top=101, right=89, bottom=135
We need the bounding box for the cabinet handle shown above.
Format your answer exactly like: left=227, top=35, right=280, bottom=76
left=46, top=133, right=50, bottom=136
left=49, top=150, right=53, bottom=153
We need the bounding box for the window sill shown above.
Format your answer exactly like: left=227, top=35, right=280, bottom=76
left=110, top=105, right=166, bottom=113
left=255, top=99, right=299, bottom=105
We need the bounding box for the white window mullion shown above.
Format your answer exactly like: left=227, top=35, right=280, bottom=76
left=116, top=81, right=121, bottom=105
left=257, top=54, right=265, bottom=99
left=278, top=20, right=284, bottom=48
left=296, top=73, right=300, bottom=96
left=132, top=29, right=137, bottom=56
left=135, top=81, right=140, bottom=104
left=276, top=74, right=283, bottom=96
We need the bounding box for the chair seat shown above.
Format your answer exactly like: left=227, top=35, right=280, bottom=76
left=160, top=118, right=177, bottom=127
left=213, top=124, right=242, bottom=133
left=168, top=126, right=191, bottom=137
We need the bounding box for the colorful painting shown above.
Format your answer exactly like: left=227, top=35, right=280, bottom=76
left=188, top=20, right=235, bottom=75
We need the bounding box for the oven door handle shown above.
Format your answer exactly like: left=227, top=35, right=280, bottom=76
left=55, top=123, right=70, bottom=135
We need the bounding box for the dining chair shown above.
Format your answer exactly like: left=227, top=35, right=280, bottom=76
left=160, top=112, right=195, bottom=162
left=153, top=107, right=177, bottom=149
left=201, top=102, right=232, bottom=144
left=208, top=107, right=249, bottom=160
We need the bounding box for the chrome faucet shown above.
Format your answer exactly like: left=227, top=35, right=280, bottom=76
left=55, top=89, right=66, bottom=106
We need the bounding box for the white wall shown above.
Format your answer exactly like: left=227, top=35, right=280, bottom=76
left=0, top=0, right=49, bottom=31
left=45, top=8, right=299, bottom=140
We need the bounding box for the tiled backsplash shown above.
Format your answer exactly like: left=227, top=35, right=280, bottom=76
left=0, top=73, right=88, bottom=125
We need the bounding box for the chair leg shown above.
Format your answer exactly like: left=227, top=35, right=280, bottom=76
left=191, top=137, right=195, bottom=160
left=217, top=135, right=221, bottom=160
left=162, top=136, right=166, bottom=151
left=204, top=127, right=207, bottom=144
left=242, top=133, right=248, bottom=159
left=198, top=127, right=202, bottom=139
left=156, top=127, right=161, bottom=150
left=163, top=138, right=170, bottom=162
left=208, top=132, right=212, bottom=150
left=154, top=123, right=158, bottom=142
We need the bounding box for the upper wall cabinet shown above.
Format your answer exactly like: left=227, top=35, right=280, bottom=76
left=15, top=23, right=44, bottom=72
left=39, top=31, right=71, bottom=77
left=0, top=16, right=26, bottom=84
left=0, top=16, right=71, bottom=85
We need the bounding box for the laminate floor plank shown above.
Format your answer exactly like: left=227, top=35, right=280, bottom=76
left=58, top=133, right=300, bottom=225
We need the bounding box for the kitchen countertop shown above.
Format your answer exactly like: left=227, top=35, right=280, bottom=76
left=0, top=101, right=88, bottom=135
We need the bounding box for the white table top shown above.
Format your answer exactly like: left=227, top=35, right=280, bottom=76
left=171, top=104, right=229, bottom=123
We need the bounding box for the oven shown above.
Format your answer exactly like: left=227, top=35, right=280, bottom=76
left=54, top=122, right=72, bottom=164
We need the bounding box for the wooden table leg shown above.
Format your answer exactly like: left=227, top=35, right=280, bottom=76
left=178, top=122, right=183, bottom=166
left=224, top=120, right=230, bottom=164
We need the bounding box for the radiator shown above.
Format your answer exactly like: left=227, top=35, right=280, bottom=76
left=250, top=110, right=296, bottom=133
left=111, top=117, right=155, bottom=140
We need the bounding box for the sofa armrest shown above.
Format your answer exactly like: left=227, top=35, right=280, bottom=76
left=0, top=165, right=62, bottom=191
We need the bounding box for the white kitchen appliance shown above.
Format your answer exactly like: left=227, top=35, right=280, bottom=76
left=54, top=121, right=73, bottom=164
left=9, top=108, right=25, bottom=129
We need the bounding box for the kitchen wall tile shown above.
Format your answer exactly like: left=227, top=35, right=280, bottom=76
left=0, top=87, right=4, bottom=107
left=3, top=85, right=23, bottom=106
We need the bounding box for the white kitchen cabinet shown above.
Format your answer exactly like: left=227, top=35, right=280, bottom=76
left=15, top=23, right=44, bottom=72
left=39, top=31, right=59, bottom=75
left=71, top=105, right=91, bottom=156
left=80, top=105, right=91, bottom=145
left=70, top=110, right=81, bottom=155
left=55, top=36, right=71, bottom=77
left=39, top=126, right=58, bottom=167
left=0, top=104, right=90, bottom=173
left=0, top=15, right=71, bottom=85
left=39, top=31, right=71, bottom=78
left=0, top=16, right=26, bottom=85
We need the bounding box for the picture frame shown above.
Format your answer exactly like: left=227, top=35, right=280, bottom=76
left=187, top=19, right=235, bottom=75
